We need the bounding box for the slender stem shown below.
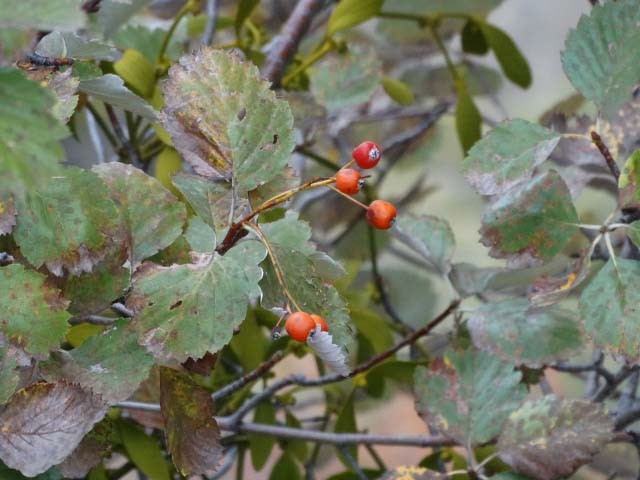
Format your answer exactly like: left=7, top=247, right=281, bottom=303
left=105, top=104, right=142, bottom=167
left=281, top=38, right=335, bottom=87
left=157, top=0, right=194, bottom=64
left=85, top=102, right=118, bottom=149
left=429, top=24, right=460, bottom=83
left=212, top=351, right=286, bottom=402
left=209, top=446, right=237, bottom=480
left=68, top=315, right=119, bottom=326
left=364, top=443, right=387, bottom=471
left=295, top=146, right=339, bottom=170
left=591, top=131, right=620, bottom=181
left=338, top=445, right=368, bottom=480
left=111, top=302, right=134, bottom=318
left=201, top=0, right=219, bottom=46
left=235, top=446, right=245, bottom=480
left=328, top=185, right=369, bottom=210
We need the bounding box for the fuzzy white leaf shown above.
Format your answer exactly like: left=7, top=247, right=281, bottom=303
left=306, top=325, right=350, bottom=376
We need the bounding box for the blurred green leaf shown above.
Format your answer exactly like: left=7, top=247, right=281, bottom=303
left=497, top=396, right=612, bottom=480
left=236, top=0, right=260, bottom=34
left=185, top=216, right=216, bottom=253
left=230, top=310, right=267, bottom=371
left=335, top=391, right=358, bottom=465
left=79, top=74, right=156, bottom=120
left=35, top=32, right=118, bottom=61
left=269, top=452, right=302, bottom=480
left=414, top=349, right=527, bottom=446
left=0, top=0, right=85, bottom=31
left=351, top=308, right=393, bottom=353
left=113, top=49, right=156, bottom=98
left=118, top=421, right=171, bottom=480
left=283, top=411, right=308, bottom=462
left=381, top=76, right=414, bottom=106
left=0, top=340, right=22, bottom=404
left=455, top=88, right=482, bottom=154
left=462, top=20, right=488, bottom=55
left=379, top=466, right=444, bottom=480
left=618, top=149, right=640, bottom=209
left=96, top=0, right=153, bottom=38
left=327, top=0, right=383, bottom=35
left=480, top=22, right=531, bottom=88
left=249, top=401, right=277, bottom=470
left=561, top=0, right=640, bottom=118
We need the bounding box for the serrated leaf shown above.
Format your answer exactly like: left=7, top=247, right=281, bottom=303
left=249, top=401, right=276, bottom=470
left=455, top=88, right=482, bottom=154
left=561, top=0, right=640, bottom=118
left=185, top=216, right=216, bottom=253
left=42, top=319, right=153, bottom=404
left=414, top=350, right=527, bottom=446
left=618, top=149, right=640, bottom=209
left=79, top=74, right=157, bottom=120
left=57, top=428, right=111, bottom=479
left=160, top=367, right=222, bottom=475
left=93, top=163, right=186, bottom=265
left=0, top=264, right=69, bottom=358
left=14, top=168, right=121, bottom=276
left=479, top=170, right=579, bottom=267
left=480, top=22, right=531, bottom=88
left=579, top=257, right=640, bottom=358
left=463, top=119, right=561, bottom=196
left=96, top=0, right=153, bottom=38
left=160, top=47, right=295, bottom=192
left=0, top=382, right=107, bottom=477
left=498, top=396, right=612, bottom=480
left=468, top=299, right=583, bottom=367
left=381, top=76, right=414, bottom=106
left=0, top=336, right=29, bottom=405
left=0, top=68, right=67, bottom=192
left=380, top=466, right=445, bottom=480
left=127, top=241, right=266, bottom=363
left=0, top=0, right=85, bottom=31
left=326, top=0, right=383, bottom=35
left=172, top=173, right=246, bottom=238
left=462, top=20, right=488, bottom=55
left=258, top=212, right=353, bottom=349
left=35, top=32, right=118, bottom=61
left=310, top=46, right=381, bottom=114
left=118, top=420, right=170, bottom=480
left=393, top=214, right=455, bottom=274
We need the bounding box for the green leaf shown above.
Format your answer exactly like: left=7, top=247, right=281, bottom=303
left=268, top=452, right=302, bottom=480
left=627, top=221, right=640, bottom=249
left=35, top=32, right=118, bottom=61
left=0, top=0, right=85, bottom=31
left=249, top=166, right=299, bottom=208
left=127, top=241, right=266, bottom=363
left=113, top=26, right=171, bottom=64
left=96, top=0, right=153, bottom=38
left=0, top=339, right=26, bottom=404
left=283, top=411, right=308, bottom=462
left=463, top=119, right=561, bottom=196
left=113, top=49, right=156, bottom=98
left=418, top=0, right=504, bottom=15
left=380, top=466, right=444, bottom=480
left=381, top=77, right=414, bottom=106
left=161, top=47, right=295, bottom=192
left=230, top=311, right=267, bottom=371
left=42, top=319, right=153, bottom=404
left=448, top=263, right=502, bottom=298
left=258, top=212, right=353, bottom=349
left=172, top=173, right=246, bottom=239
left=249, top=401, right=277, bottom=470
left=93, top=163, right=186, bottom=264
left=0, top=68, right=67, bottom=192
left=79, top=75, right=157, bottom=120
left=468, top=299, right=583, bottom=367
left=462, top=20, right=489, bottom=55
left=0, top=265, right=69, bottom=358
left=185, top=216, right=216, bottom=253
left=497, top=396, right=612, bottom=480
left=44, top=69, right=79, bottom=124
left=480, top=22, right=531, bottom=88
left=14, top=168, right=121, bottom=276
left=414, top=349, right=527, bottom=446
left=310, top=46, right=381, bottom=114
left=561, top=0, right=640, bottom=118
left=351, top=308, right=393, bottom=354
left=0, top=188, right=16, bottom=235
left=479, top=170, right=579, bottom=267
left=236, top=0, right=260, bottom=34
left=0, top=382, right=107, bottom=477
left=618, top=149, right=640, bottom=209
left=118, top=421, right=170, bottom=480
left=455, top=88, right=482, bottom=154
left=159, top=367, right=222, bottom=476
left=579, top=257, right=640, bottom=357
left=335, top=391, right=358, bottom=465
left=393, top=214, right=455, bottom=274
left=326, top=0, right=383, bottom=35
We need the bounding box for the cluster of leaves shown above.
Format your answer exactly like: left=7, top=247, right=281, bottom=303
left=1, top=0, right=640, bottom=479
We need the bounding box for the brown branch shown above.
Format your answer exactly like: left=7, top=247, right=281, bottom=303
left=590, top=131, right=620, bottom=181
left=260, top=0, right=325, bottom=86
left=105, top=104, right=143, bottom=169
left=201, top=0, right=219, bottom=46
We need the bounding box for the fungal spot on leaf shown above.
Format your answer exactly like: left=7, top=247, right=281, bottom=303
left=169, top=300, right=183, bottom=311
left=237, top=108, right=246, bottom=121
left=272, top=134, right=278, bottom=144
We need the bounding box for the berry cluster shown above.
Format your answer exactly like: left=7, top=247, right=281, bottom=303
left=285, top=311, right=328, bottom=342
left=334, top=141, right=397, bottom=230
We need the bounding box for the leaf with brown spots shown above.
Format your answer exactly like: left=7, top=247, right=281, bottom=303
left=0, top=264, right=69, bottom=358
left=93, top=163, right=186, bottom=265
left=0, top=382, right=107, bottom=477
left=498, top=396, right=612, bottom=480
left=0, top=191, right=16, bottom=236
left=159, top=367, right=222, bottom=475
left=160, top=47, right=295, bottom=193
left=479, top=170, right=579, bottom=267
left=414, top=349, right=527, bottom=446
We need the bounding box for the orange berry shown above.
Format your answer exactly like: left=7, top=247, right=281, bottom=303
left=335, top=168, right=363, bottom=195
left=310, top=314, right=328, bottom=332
left=352, top=141, right=381, bottom=169
left=366, top=200, right=397, bottom=230
left=285, top=312, right=316, bottom=342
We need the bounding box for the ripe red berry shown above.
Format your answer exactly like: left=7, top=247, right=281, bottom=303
left=310, top=314, right=328, bottom=332
left=285, top=312, right=316, bottom=342
left=366, top=200, right=397, bottom=230
left=335, top=168, right=363, bottom=195
left=352, top=141, right=381, bottom=169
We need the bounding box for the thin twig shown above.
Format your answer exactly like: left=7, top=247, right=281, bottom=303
left=338, top=445, right=368, bottom=480
left=261, top=0, right=325, bottom=86
left=208, top=446, right=237, bottom=480
left=68, top=315, right=120, bottom=326
left=202, top=0, right=219, bottom=46
left=591, top=131, right=620, bottom=181
left=212, top=351, right=286, bottom=402
left=111, top=302, right=134, bottom=318
left=551, top=358, right=614, bottom=385
left=593, top=365, right=640, bottom=402
left=105, top=104, right=143, bottom=168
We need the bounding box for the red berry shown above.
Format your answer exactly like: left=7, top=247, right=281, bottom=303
left=366, top=200, right=397, bottom=230
left=310, top=314, right=328, bottom=332
left=352, top=141, right=381, bottom=169
left=285, top=312, right=316, bottom=342
left=335, top=168, right=363, bottom=195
